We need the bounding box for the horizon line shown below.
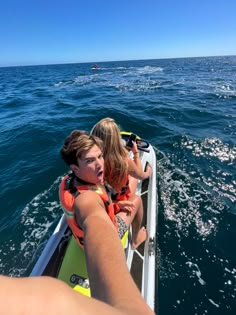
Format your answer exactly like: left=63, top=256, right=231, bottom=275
left=1, top=54, right=235, bottom=69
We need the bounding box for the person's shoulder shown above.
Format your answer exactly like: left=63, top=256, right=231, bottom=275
left=74, top=189, right=108, bottom=227
left=75, top=190, right=105, bottom=214
left=76, top=190, right=102, bottom=205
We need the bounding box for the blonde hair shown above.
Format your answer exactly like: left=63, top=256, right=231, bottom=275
left=91, top=118, right=128, bottom=190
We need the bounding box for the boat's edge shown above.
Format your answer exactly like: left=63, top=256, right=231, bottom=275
left=31, top=215, right=68, bottom=276
left=142, top=144, right=157, bottom=310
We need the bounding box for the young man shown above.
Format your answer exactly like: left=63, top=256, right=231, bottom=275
left=0, top=130, right=154, bottom=315
left=59, top=130, right=147, bottom=249
left=59, top=130, right=153, bottom=312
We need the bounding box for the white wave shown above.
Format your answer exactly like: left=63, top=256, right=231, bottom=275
left=0, top=175, right=64, bottom=276
left=180, top=137, right=236, bottom=204
left=208, top=298, right=220, bottom=308
left=215, top=83, right=236, bottom=99
left=135, top=65, right=163, bottom=74
left=182, top=137, right=236, bottom=164
left=186, top=261, right=206, bottom=285
left=158, top=154, right=221, bottom=239
left=53, top=73, right=100, bottom=88
left=52, top=65, right=164, bottom=90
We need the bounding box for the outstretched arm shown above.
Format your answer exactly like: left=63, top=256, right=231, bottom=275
left=76, top=191, right=154, bottom=314
left=0, top=191, right=155, bottom=315
left=0, top=275, right=126, bottom=315
left=83, top=212, right=154, bottom=315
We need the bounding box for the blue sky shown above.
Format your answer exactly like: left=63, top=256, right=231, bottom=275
left=1, top=0, right=236, bottom=67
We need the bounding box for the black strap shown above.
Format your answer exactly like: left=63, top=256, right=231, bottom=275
left=65, top=173, right=80, bottom=198
left=104, top=182, right=118, bottom=201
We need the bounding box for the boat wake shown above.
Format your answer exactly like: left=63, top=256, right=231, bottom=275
left=0, top=176, right=63, bottom=276
left=156, top=149, right=236, bottom=313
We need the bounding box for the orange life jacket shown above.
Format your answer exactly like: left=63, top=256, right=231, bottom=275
left=59, top=174, right=118, bottom=249
left=112, top=157, right=131, bottom=202
left=113, top=174, right=130, bottom=201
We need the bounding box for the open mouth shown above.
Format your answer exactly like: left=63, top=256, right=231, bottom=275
left=97, top=170, right=103, bottom=178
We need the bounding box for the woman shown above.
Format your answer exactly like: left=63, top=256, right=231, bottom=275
left=91, top=117, right=152, bottom=248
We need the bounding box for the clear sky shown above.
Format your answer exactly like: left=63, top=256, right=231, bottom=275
left=1, top=0, right=236, bottom=67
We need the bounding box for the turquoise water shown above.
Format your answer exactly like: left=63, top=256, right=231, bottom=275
left=0, top=56, right=235, bottom=314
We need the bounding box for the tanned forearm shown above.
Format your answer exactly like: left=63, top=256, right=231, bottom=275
left=83, top=215, right=154, bottom=315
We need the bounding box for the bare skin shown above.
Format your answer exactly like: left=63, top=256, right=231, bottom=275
left=0, top=275, right=127, bottom=315
left=120, top=140, right=152, bottom=248
left=90, top=120, right=152, bottom=249
left=0, top=212, right=153, bottom=315
left=127, top=141, right=152, bottom=197
left=116, top=196, right=147, bottom=249
left=73, top=188, right=154, bottom=314
left=71, top=144, right=148, bottom=249
left=0, top=144, right=155, bottom=315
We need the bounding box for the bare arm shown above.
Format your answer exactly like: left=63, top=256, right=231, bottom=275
left=75, top=191, right=154, bottom=314
left=0, top=191, right=154, bottom=315
left=127, top=145, right=152, bottom=181
left=83, top=214, right=154, bottom=315
left=74, top=190, right=116, bottom=229
left=0, top=275, right=125, bottom=315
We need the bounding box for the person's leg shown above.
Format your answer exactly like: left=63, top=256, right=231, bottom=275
left=128, top=176, right=138, bottom=198
left=116, top=195, right=147, bottom=249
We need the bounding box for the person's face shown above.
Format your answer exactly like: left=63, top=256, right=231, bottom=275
left=73, top=145, right=104, bottom=184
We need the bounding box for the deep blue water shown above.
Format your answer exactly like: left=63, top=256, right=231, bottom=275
left=0, top=56, right=236, bottom=314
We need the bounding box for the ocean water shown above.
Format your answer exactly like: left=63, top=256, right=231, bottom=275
left=0, top=56, right=236, bottom=314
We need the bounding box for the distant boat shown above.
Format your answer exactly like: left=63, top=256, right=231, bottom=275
left=91, top=64, right=99, bottom=70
